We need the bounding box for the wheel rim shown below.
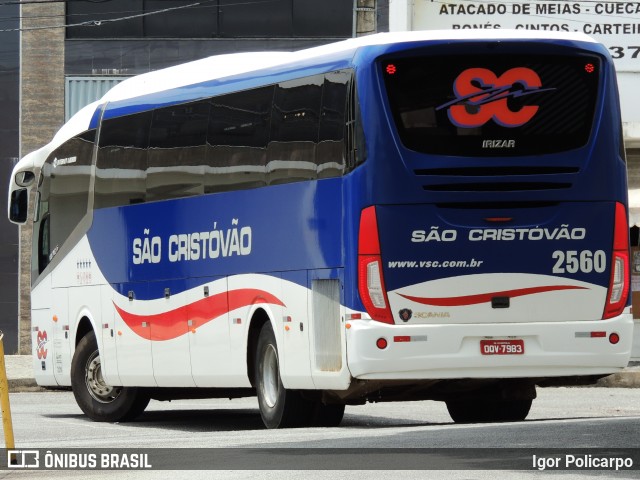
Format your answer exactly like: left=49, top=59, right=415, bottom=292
left=261, top=344, right=279, bottom=408
left=85, top=350, right=121, bottom=403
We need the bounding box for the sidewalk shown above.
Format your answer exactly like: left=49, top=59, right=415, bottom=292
left=3, top=355, right=47, bottom=392
left=2, top=355, right=640, bottom=392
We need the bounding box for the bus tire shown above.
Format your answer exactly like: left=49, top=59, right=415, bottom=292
left=254, top=322, right=313, bottom=428
left=446, top=398, right=532, bottom=423
left=71, top=331, right=149, bottom=422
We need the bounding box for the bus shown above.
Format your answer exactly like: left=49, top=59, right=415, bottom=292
left=8, top=30, right=632, bottom=428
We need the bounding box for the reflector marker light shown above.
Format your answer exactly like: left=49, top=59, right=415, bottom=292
left=347, top=313, right=362, bottom=320
left=484, top=217, right=513, bottom=223
left=376, top=338, right=388, bottom=349
left=393, top=335, right=428, bottom=343
left=575, top=331, right=607, bottom=338
left=572, top=331, right=623, bottom=345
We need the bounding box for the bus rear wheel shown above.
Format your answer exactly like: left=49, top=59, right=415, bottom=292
left=71, top=331, right=149, bottom=422
left=254, top=322, right=316, bottom=429
left=446, top=398, right=532, bottom=423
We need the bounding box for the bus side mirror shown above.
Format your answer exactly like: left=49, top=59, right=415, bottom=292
left=15, top=171, right=35, bottom=187
left=9, top=188, right=28, bottom=224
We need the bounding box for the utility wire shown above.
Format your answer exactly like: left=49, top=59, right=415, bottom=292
left=2, top=0, right=270, bottom=24
left=0, top=0, right=281, bottom=33
left=0, top=0, right=217, bottom=32
left=0, top=3, right=219, bottom=24
left=0, top=0, right=635, bottom=34
left=0, top=1, right=118, bottom=6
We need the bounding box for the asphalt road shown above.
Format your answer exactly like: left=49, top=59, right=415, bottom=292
left=2, top=387, right=640, bottom=480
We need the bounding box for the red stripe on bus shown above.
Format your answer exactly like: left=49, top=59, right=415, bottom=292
left=113, top=289, right=285, bottom=341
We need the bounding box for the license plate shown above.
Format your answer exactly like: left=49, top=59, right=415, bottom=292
left=480, top=339, right=524, bottom=355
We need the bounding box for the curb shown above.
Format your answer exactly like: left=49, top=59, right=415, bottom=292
left=8, top=379, right=46, bottom=392
left=595, top=367, right=640, bottom=388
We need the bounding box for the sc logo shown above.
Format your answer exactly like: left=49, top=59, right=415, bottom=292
left=441, top=67, right=552, bottom=128
left=36, top=330, right=48, bottom=360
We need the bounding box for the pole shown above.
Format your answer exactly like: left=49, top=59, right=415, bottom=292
left=0, top=332, right=16, bottom=456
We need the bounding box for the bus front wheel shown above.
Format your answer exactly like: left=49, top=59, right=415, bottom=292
left=71, top=331, right=149, bottom=422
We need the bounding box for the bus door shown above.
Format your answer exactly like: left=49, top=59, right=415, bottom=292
left=30, top=167, right=67, bottom=385
left=31, top=278, right=56, bottom=386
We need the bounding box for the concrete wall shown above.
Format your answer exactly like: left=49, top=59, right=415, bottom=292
left=19, top=1, right=65, bottom=354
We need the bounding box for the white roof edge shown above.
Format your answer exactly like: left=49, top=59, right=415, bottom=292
left=51, top=100, right=102, bottom=145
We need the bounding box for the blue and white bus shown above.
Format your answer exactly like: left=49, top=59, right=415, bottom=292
left=8, top=30, right=632, bottom=428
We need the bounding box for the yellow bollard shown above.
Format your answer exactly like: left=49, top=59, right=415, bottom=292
left=0, top=332, right=15, bottom=456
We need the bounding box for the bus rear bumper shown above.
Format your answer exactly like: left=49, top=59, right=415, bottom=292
left=345, top=314, right=634, bottom=380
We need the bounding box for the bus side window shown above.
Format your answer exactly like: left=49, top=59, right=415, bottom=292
left=37, top=213, right=50, bottom=275
left=95, top=112, right=151, bottom=209
left=268, top=75, right=322, bottom=184
left=32, top=169, right=50, bottom=281
left=318, top=71, right=350, bottom=178
left=147, top=101, right=210, bottom=202
left=207, top=86, right=273, bottom=193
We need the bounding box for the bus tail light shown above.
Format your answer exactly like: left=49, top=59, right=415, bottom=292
left=358, top=206, right=393, bottom=324
left=603, top=202, right=629, bottom=319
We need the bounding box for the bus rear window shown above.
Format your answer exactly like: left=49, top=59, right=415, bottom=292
left=382, top=53, right=600, bottom=157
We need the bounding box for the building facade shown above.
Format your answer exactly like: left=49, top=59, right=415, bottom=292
left=6, top=0, right=387, bottom=353
left=0, top=3, right=19, bottom=354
